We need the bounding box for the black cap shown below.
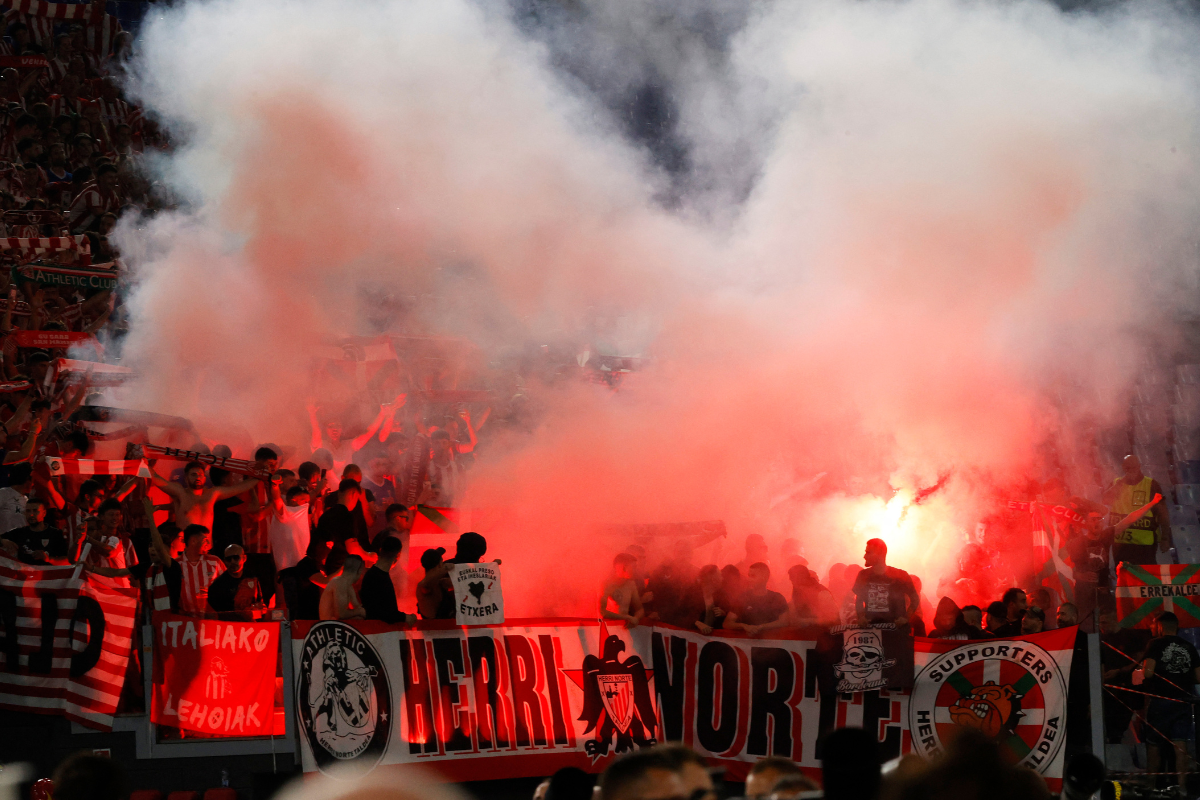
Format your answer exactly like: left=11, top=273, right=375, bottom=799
left=420, top=547, right=446, bottom=569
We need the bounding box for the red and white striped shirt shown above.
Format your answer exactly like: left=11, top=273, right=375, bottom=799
left=67, top=180, right=118, bottom=233
left=82, top=12, right=120, bottom=59
left=178, top=552, right=224, bottom=617
left=47, top=92, right=82, bottom=119
left=96, top=95, right=127, bottom=129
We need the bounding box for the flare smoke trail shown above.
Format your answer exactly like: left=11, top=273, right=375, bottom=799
left=116, top=0, right=1200, bottom=614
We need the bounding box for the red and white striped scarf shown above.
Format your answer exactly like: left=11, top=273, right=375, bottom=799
left=144, top=563, right=171, bottom=613
left=1, top=0, right=101, bottom=22
left=44, top=457, right=151, bottom=477
left=1, top=234, right=90, bottom=261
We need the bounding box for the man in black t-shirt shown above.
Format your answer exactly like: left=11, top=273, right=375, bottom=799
left=207, top=544, right=263, bottom=621
left=2, top=497, right=68, bottom=564
left=724, top=562, right=789, bottom=636
left=312, top=480, right=371, bottom=575
left=1143, top=611, right=1200, bottom=791
left=361, top=536, right=414, bottom=624
left=990, top=589, right=1027, bottom=638
left=853, top=539, right=920, bottom=631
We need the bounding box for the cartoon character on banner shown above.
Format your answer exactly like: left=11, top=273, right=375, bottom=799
left=835, top=629, right=896, bottom=693
left=577, top=625, right=657, bottom=759
left=313, top=640, right=378, bottom=739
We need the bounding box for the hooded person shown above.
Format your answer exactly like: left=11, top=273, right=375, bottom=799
left=929, top=596, right=979, bottom=640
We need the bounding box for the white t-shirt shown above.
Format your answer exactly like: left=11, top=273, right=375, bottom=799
left=0, top=487, right=27, bottom=534
left=269, top=502, right=310, bottom=571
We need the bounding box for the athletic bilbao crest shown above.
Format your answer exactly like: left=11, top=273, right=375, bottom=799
left=296, top=622, right=391, bottom=774
left=598, top=673, right=635, bottom=733
left=575, top=622, right=656, bottom=759
left=909, top=638, right=1067, bottom=772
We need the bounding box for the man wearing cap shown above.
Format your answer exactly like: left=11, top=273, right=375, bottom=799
left=416, top=547, right=450, bottom=620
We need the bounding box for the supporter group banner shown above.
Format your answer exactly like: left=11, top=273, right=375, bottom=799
left=150, top=612, right=279, bottom=737
left=291, top=620, right=1077, bottom=789
left=0, top=555, right=138, bottom=730
left=1116, top=563, right=1200, bottom=628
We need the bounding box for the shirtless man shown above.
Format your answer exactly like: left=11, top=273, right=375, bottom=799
left=601, top=553, right=645, bottom=628
left=319, top=554, right=367, bottom=620
left=150, top=461, right=261, bottom=531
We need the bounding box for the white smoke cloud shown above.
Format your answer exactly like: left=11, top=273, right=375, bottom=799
left=116, top=0, right=1200, bottom=613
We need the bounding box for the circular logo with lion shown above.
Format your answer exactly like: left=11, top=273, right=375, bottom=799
left=908, top=639, right=1067, bottom=773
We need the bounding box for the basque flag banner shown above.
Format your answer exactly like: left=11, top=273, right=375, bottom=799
left=0, top=555, right=139, bottom=730
left=1116, top=563, right=1200, bottom=629
left=910, top=627, right=1077, bottom=792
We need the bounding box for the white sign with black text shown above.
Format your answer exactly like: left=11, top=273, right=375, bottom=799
left=449, top=561, right=504, bottom=625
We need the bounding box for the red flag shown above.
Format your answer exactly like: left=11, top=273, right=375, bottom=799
left=151, top=612, right=280, bottom=737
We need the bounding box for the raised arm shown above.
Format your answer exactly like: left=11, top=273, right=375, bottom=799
left=1113, top=493, right=1163, bottom=536
left=3, top=418, right=40, bottom=464
left=306, top=399, right=323, bottom=453
left=351, top=400, right=398, bottom=452
left=453, top=409, right=478, bottom=454
left=267, top=474, right=285, bottom=515
left=112, top=477, right=137, bottom=502
left=5, top=392, right=32, bottom=434
left=143, top=496, right=170, bottom=565
left=377, top=394, right=406, bottom=443
left=149, top=466, right=186, bottom=500
left=215, top=475, right=261, bottom=499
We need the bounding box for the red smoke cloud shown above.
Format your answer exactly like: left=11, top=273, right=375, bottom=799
left=117, top=0, right=1200, bottom=614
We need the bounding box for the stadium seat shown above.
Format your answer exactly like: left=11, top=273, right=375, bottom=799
left=203, top=790, right=236, bottom=800
left=1177, top=460, right=1200, bottom=484
left=1177, top=485, right=1200, bottom=506
left=1168, top=505, right=1200, bottom=526
left=130, top=792, right=164, bottom=800
left=166, top=791, right=199, bottom=800
left=1174, top=524, right=1200, bottom=564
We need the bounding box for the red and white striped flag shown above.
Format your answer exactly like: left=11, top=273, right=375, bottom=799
left=0, top=555, right=139, bottom=730
left=0, top=0, right=101, bottom=22
left=43, top=456, right=150, bottom=477
left=1, top=235, right=91, bottom=263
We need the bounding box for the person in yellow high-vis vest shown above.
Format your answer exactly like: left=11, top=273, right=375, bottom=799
left=1103, top=454, right=1172, bottom=566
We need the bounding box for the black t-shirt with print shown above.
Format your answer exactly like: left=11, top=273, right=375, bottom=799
left=1145, top=634, right=1200, bottom=699
left=3, top=525, right=68, bottom=563
left=853, top=566, right=916, bottom=623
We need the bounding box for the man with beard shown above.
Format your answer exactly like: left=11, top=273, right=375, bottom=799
left=151, top=461, right=261, bottom=532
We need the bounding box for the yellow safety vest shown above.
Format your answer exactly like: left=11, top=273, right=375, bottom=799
left=1110, top=475, right=1157, bottom=545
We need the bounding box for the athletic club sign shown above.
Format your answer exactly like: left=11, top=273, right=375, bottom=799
left=289, top=621, right=1078, bottom=788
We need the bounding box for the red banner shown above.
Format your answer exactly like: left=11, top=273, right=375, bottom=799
left=151, top=612, right=279, bottom=737
left=14, top=330, right=95, bottom=349
left=0, top=55, right=48, bottom=69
